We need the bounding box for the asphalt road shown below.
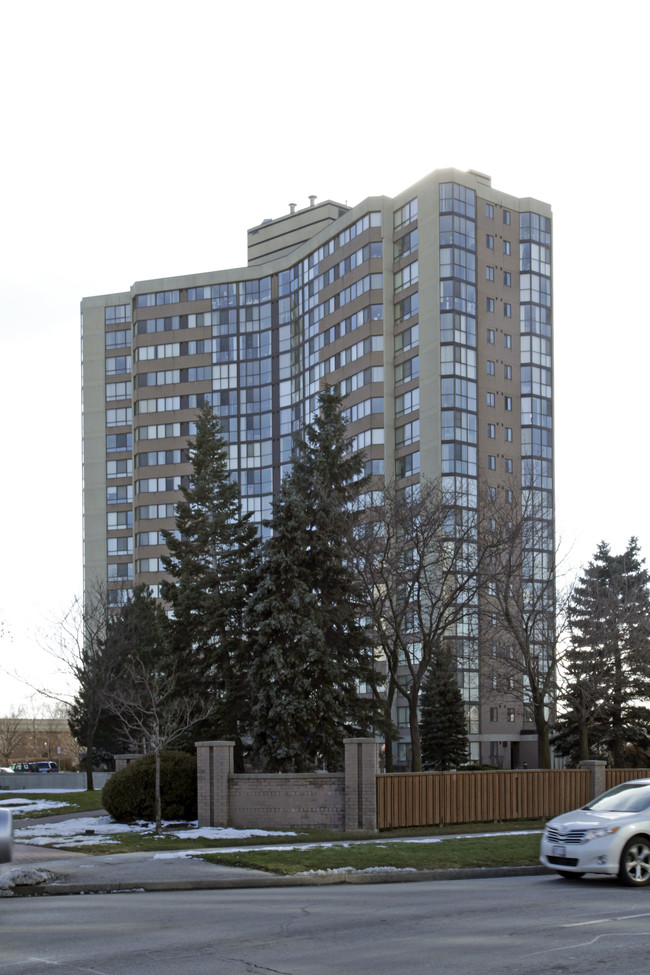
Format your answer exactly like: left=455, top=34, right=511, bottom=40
left=1, top=873, right=649, bottom=974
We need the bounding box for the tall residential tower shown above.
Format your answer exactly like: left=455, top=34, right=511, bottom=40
left=81, top=167, right=553, bottom=767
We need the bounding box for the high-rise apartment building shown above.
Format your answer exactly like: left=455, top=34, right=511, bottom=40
left=81, top=167, right=553, bottom=768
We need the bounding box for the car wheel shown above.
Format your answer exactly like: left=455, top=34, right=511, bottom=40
left=619, top=836, right=650, bottom=887
left=556, top=870, right=584, bottom=880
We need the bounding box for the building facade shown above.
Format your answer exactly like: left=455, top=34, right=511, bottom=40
left=81, top=167, right=553, bottom=768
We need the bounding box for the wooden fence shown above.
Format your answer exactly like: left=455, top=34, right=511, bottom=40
left=377, top=769, right=591, bottom=829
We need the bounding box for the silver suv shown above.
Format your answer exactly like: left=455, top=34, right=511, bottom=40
left=29, top=761, right=58, bottom=773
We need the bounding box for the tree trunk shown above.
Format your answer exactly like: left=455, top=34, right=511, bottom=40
left=578, top=721, right=589, bottom=763
left=85, top=723, right=95, bottom=791
left=382, top=676, right=396, bottom=773
left=154, top=745, right=162, bottom=835
left=409, top=700, right=422, bottom=772
left=534, top=706, right=551, bottom=769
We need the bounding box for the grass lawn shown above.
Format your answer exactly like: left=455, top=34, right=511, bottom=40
left=21, top=817, right=544, bottom=864
left=198, top=834, right=542, bottom=874
left=2, top=790, right=106, bottom=819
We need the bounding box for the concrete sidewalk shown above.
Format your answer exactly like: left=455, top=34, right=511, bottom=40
left=3, top=841, right=546, bottom=896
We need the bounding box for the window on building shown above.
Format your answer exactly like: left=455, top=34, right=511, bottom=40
left=505, top=427, right=513, bottom=442
left=105, top=304, right=130, bottom=325
left=108, top=562, right=133, bottom=581
left=486, top=204, right=494, bottom=219
left=487, top=392, right=495, bottom=407
left=503, top=240, right=511, bottom=256
left=504, top=364, right=512, bottom=380
left=507, top=708, right=516, bottom=722
left=504, top=271, right=511, bottom=287
left=488, top=455, right=496, bottom=470
left=490, top=708, right=499, bottom=722
left=505, top=458, right=513, bottom=473
left=487, top=328, right=495, bottom=344
left=107, top=459, right=132, bottom=478
left=503, top=210, right=511, bottom=226
left=395, top=356, right=419, bottom=386
left=486, top=234, right=494, bottom=250
left=395, top=387, right=419, bottom=416
left=504, top=303, right=512, bottom=318
left=106, top=381, right=132, bottom=401
left=106, top=356, right=131, bottom=376
left=487, top=360, right=495, bottom=375
left=106, top=330, right=131, bottom=349
left=488, top=423, right=495, bottom=439
left=107, top=433, right=132, bottom=452
left=504, top=333, right=512, bottom=349
left=505, top=395, right=512, bottom=411
left=486, top=266, right=495, bottom=281
left=107, top=537, right=133, bottom=556
left=486, top=297, right=494, bottom=312
left=395, top=451, right=420, bottom=479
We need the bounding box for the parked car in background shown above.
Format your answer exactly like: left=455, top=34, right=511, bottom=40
left=540, top=778, right=650, bottom=886
left=28, top=761, right=58, bottom=773
left=10, top=763, right=31, bottom=773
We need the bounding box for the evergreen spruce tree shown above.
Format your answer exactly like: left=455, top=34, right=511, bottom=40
left=419, top=647, right=469, bottom=771
left=247, top=387, right=382, bottom=771
left=105, top=584, right=170, bottom=673
left=161, top=404, right=259, bottom=749
left=559, top=539, right=650, bottom=766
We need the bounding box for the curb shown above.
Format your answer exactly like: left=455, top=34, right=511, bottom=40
left=7, top=865, right=550, bottom=897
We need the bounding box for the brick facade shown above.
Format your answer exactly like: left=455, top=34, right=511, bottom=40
left=196, top=738, right=380, bottom=831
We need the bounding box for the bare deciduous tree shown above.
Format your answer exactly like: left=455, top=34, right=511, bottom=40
left=0, top=706, right=25, bottom=765
left=106, top=660, right=214, bottom=834
left=482, top=483, right=570, bottom=768
left=352, top=479, right=492, bottom=772
left=35, top=585, right=124, bottom=789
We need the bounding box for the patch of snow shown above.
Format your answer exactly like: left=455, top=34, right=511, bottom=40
left=176, top=826, right=297, bottom=841
left=0, top=867, right=57, bottom=894
left=296, top=866, right=419, bottom=875
left=14, top=816, right=138, bottom=846
left=15, top=816, right=300, bottom=849
left=0, top=798, right=71, bottom=814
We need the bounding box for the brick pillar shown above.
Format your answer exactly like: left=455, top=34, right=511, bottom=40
left=114, top=754, right=144, bottom=772
left=579, top=759, right=606, bottom=800
left=195, top=741, right=234, bottom=827
left=344, top=738, right=379, bottom=832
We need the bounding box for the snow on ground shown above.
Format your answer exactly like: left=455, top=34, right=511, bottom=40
left=296, top=866, right=419, bottom=875
left=151, top=830, right=542, bottom=859
left=0, top=867, right=58, bottom=894
left=0, top=797, right=72, bottom=814
left=14, top=816, right=299, bottom=848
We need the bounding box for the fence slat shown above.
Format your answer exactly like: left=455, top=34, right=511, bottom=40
left=376, top=768, right=603, bottom=830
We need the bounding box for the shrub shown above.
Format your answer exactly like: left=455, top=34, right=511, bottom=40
left=102, top=750, right=197, bottom=823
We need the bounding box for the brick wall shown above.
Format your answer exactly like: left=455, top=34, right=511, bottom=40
left=230, top=773, right=345, bottom=829
left=196, top=738, right=379, bottom=832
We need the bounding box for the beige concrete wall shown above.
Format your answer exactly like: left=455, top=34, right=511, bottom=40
left=81, top=291, right=130, bottom=595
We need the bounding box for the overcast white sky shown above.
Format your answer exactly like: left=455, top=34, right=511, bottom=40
left=0, top=0, right=647, bottom=712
